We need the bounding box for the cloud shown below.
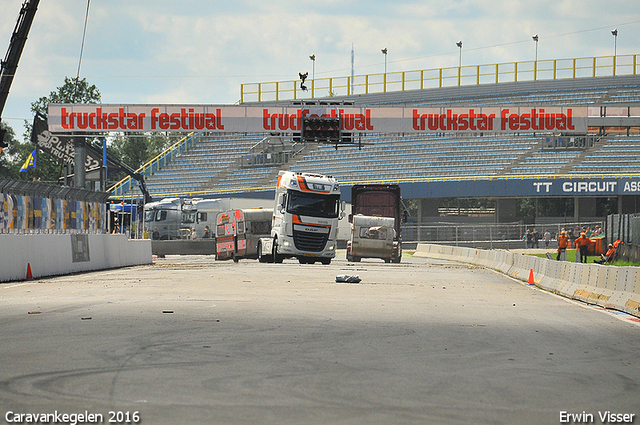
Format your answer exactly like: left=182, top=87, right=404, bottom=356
left=1, top=0, right=638, bottom=134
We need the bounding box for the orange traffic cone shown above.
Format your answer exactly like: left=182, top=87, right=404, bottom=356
left=26, top=263, right=33, bottom=280
left=527, top=268, right=535, bottom=285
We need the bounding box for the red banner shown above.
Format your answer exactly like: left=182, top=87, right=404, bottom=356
left=48, top=104, right=588, bottom=134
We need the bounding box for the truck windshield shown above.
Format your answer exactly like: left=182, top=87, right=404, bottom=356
left=144, top=210, right=156, bottom=222
left=287, top=191, right=340, bottom=218
left=182, top=212, right=195, bottom=224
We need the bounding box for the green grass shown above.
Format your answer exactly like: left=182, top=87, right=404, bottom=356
left=610, top=260, right=640, bottom=267
left=531, top=249, right=640, bottom=267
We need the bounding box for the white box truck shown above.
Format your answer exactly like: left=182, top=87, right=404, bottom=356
left=346, top=214, right=395, bottom=262
left=258, top=171, right=345, bottom=265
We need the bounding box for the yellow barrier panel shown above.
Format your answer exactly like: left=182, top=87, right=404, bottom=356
left=241, top=54, right=638, bottom=103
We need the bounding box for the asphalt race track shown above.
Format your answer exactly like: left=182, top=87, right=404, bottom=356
left=1, top=253, right=638, bottom=425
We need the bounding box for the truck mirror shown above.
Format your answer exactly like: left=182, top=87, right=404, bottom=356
left=348, top=213, right=353, bottom=223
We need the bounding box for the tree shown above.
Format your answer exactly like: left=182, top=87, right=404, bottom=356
left=107, top=133, right=180, bottom=185
left=0, top=121, right=17, bottom=177
left=6, top=77, right=103, bottom=182
left=30, top=77, right=101, bottom=116
left=110, top=135, right=151, bottom=170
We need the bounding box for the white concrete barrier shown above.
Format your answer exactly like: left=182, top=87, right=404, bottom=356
left=537, top=259, right=564, bottom=293
left=415, top=243, right=640, bottom=318
left=604, top=267, right=640, bottom=317
left=495, top=250, right=514, bottom=275
left=0, top=233, right=152, bottom=283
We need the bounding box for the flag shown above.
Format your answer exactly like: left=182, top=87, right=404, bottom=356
left=19, top=148, right=37, bottom=172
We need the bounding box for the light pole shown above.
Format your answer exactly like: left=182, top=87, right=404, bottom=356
left=456, top=41, right=463, bottom=67
left=532, top=34, right=539, bottom=80
left=611, top=28, right=618, bottom=57
left=309, top=54, right=316, bottom=80
left=309, top=54, right=316, bottom=96
left=381, top=48, right=388, bottom=74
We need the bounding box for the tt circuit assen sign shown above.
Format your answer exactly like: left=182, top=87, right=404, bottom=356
left=47, top=104, right=588, bottom=134
left=398, top=178, right=640, bottom=200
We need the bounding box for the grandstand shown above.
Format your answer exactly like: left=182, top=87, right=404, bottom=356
left=104, top=53, right=640, bottom=226
left=144, top=134, right=267, bottom=194
left=133, top=73, right=640, bottom=200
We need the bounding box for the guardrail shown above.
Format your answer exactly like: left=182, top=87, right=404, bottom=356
left=240, top=54, right=639, bottom=103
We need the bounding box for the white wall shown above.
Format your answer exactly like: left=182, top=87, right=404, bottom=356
left=0, top=234, right=152, bottom=282
left=414, top=243, right=640, bottom=318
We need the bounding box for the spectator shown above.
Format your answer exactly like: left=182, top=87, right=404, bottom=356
left=532, top=228, right=540, bottom=249
left=152, top=227, right=160, bottom=240
left=567, top=226, right=576, bottom=246
left=543, top=229, right=551, bottom=249
left=574, top=232, right=590, bottom=263
left=595, top=243, right=615, bottom=264
left=203, top=226, right=211, bottom=238
left=556, top=230, right=569, bottom=261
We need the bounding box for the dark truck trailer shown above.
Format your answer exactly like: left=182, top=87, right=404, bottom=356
left=350, top=184, right=404, bottom=263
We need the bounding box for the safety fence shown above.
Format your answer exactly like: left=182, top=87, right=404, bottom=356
left=606, top=213, right=640, bottom=263
left=607, top=213, right=640, bottom=245
left=414, top=243, right=640, bottom=318
left=241, top=53, right=639, bottom=103
left=403, top=221, right=604, bottom=246
left=0, top=178, right=110, bottom=234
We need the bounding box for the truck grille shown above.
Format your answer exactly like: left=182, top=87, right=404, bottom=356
left=293, top=230, right=329, bottom=252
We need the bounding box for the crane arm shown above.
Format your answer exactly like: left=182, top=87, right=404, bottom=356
left=0, top=0, right=40, bottom=146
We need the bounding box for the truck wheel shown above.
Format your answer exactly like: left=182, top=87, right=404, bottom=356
left=320, top=258, right=331, bottom=265
left=392, top=256, right=401, bottom=263
left=273, top=239, right=284, bottom=263
left=384, top=258, right=391, bottom=263
left=258, top=242, right=269, bottom=263
left=353, top=256, right=361, bottom=262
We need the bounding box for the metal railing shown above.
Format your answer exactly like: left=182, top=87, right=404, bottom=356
left=240, top=54, right=639, bottom=103
left=403, top=221, right=604, bottom=247
left=238, top=137, right=307, bottom=167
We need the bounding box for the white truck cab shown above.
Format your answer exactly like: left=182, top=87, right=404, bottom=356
left=144, top=197, right=182, bottom=240
left=258, top=171, right=345, bottom=264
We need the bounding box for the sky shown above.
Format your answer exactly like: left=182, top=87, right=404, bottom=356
left=1, top=0, right=638, bottom=137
